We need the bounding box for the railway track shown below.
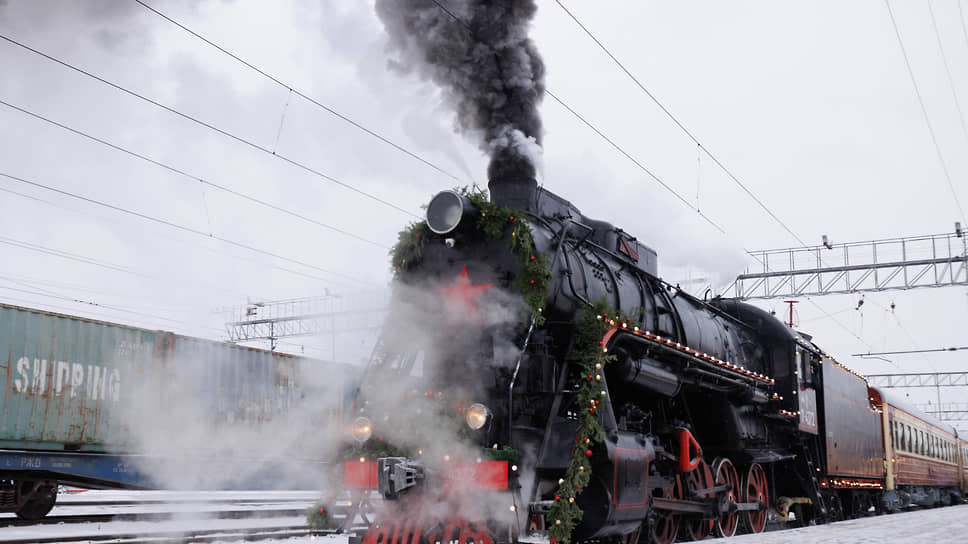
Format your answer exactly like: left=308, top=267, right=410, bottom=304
left=0, top=490, right=321, bottom=543
left=0, top=507, right=307, bottom=527
left=0, top=524, right=313, bottom=544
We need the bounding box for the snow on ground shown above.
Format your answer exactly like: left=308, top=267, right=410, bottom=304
left=706, top=505, right=968, bottom=544
left=203, top=505, right=968, bottom=544
left=3, top=489, right=965, bottom=544
left=0, top=515, right=309, bottom=542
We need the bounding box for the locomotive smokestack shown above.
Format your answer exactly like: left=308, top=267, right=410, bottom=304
left=375, top=0, right=545, bottom=212
left=487, top=147, right=538, bottom=212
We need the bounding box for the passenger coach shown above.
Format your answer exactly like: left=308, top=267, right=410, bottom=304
left=871, top=388, right=965, bottom=509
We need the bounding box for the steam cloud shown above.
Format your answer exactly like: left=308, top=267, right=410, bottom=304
left=374, top=0, right=546, bottom=180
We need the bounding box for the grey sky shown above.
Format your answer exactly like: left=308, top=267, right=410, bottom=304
left=1, top=0, right=966, bottom=411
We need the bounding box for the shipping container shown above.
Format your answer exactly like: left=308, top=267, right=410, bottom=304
left=0, top=302, right=352, bottom=468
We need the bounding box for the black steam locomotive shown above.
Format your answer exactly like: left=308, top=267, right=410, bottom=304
left=327, top=175, right=958, bottom=544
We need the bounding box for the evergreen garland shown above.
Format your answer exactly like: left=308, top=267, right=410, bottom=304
left=547, top=299, right=616, bottom=544
left=391, top=220, right=430, bottom=273
left=389, top=188, right=550, bottom=325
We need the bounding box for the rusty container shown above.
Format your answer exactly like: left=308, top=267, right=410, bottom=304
left=0, top=303, right=341, bottom=456
left=0, top=303, right=160, bottom=452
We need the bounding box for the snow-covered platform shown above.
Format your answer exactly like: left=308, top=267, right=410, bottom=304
left=709, top=505, right=968, bottom=543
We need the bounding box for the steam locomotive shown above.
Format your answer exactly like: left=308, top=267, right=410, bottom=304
left=328, top=175, right=967, bottom=543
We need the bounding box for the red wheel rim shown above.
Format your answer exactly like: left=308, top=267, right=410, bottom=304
left=742, top=463, right=769, bottom=533
left=713, top=457, right=740, bottom=538
left=650, top=475, right=680, bottom=544
left=683, top=459, right=714, bottom=541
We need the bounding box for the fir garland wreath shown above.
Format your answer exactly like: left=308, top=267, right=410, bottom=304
left=389, top=188, right=550, bottom=324
left=546, top=299, right=617, bottom=544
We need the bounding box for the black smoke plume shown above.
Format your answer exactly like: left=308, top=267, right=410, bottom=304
left=374, top=0, right=545, bottom=181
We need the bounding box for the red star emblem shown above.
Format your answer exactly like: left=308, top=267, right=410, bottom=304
left=440, top=265, right=493, bottom=323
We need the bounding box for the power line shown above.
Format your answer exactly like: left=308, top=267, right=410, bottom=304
left=0, top=233, right=278, bottom=301
left=0, top=171, right=370, bottom=287
left=927, top=0, right=968, bottom=150
left=0, top=99, right=389, bottom=249
left=0, top=185, right=325, bottom=293
left=853, top=346, right=968, bottom=357
left=0, top=282, right=225, bottom=336
left=0, top=235, right=149, bottom=278
left=0, top=33, right=420, bottom=219
left=544, top=90, right=725, bottom=234
left=553, top=0, right=807, bottom=246
left=961, top=1, right=968, bottom=82
left=883, top=0, right=968, bottom=225
left=133, top=0, right=464, bottom=185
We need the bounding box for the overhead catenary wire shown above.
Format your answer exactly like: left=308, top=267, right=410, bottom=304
left=0, top=233, right=274, bottom=301
left=0, top=33, right=420, bottom=220
left=0, top=185, right=317, bottom=297
left=553, top=0, right=807, bottom=247
left=883, top=0, right=968, bottom=226
left=0, top=282, right=226, bottom=336
left=0, top=99, right=390, bottom=250
left=853, top=346, right=968, bottom=357
left=132, top=0, right=464, bottom=185
left=961, top=1, right=968, bottom=59
left=927, top=1, right=968, bottom=150
left=0, top=171, right=371, bottom=287
left=545, top=90, right=725, bottom=234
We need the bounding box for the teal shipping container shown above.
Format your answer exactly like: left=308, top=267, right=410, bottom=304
left=0, top=303, right=347, bottom=454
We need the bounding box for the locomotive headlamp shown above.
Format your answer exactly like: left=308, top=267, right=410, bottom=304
left=427, top=190, right=475, bottom=234
left=352, top=416, right=373, bottom=443
left=465, top=403, right=490, bottom=430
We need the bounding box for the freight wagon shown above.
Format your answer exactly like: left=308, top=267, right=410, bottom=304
left=0, top=302, right=351, bottom=519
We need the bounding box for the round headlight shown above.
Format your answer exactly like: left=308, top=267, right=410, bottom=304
left=465, top=403, right=490, bottom=430
left=427, top=191, right=471, bottom=234
left=352, top=417, right=373, bottom=443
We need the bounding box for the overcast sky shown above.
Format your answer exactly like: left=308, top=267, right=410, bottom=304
left=1, top=1, right=967, bottom=415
